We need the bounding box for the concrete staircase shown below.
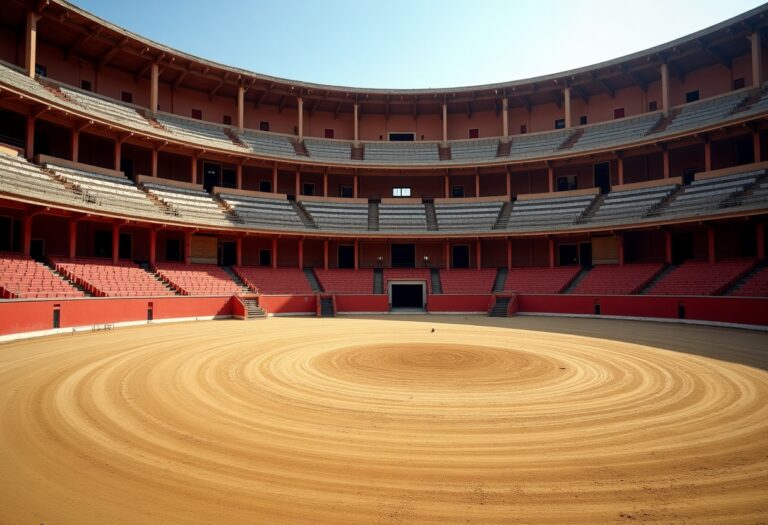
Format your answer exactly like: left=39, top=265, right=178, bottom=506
left=138, top=262, right=178, bottom=295
left=492, top=201, right=513, bottom=230
left=243, top=297, right=266, bottom=319
left=292, top=200, right=317, bottom=228
left=558, top=128, right=584, bottom=150
left=319, top=297, right=334, bottom=317
left=303, top=268, right=323, bottom=293
left=723, top=262, right=766, bottom=295
left=489, top=297, right=511, bottom=317
left=351, top=144, right=365, bottom=160
left=430, top=268, right=442, bottom=294
left=496, top=140, right=511, bottom=157
left=492, top=267, right=508, bottom=292
left=438, top=145, right=452, bottom=161
left=424, top=201, right=438, bottom=231
left=373, top=268, right=384, bottom=294
left=368, top=201, right=380, bottom=231
left=223, top=266, right=252, bottom=292
left=639, top=264, right=676, bottom=294
left=563, top=267, right=591, bottom=293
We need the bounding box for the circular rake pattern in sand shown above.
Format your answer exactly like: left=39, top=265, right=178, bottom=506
left=0, top=316, right=766, bottom=524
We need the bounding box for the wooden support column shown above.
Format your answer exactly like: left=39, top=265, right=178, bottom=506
left=23, top=214, right=32, bottom=256
left=25, top=11, right=40, bottom=78
left=444, top=174, right=450, bottom=198
left=151, top=146, right=158, bottom=177
left=754, top=129, right=762, bottom=162
left=507, top=238, right=512, bottom=271
left=191, top=153, right=198, bottom=185
left=150, top=62, right=159, bottom=114
left=502, top=97, right=509, bottom=138
left=353, top=174, right=359, bottom=198
left=704, top=137, right=712, bottom=172
left=757, top=223, right=765, bottom=260
left=353, top=239, right=359, bottom=270
left=707, top=226, right=716, bottom=263
left=272, top=237, right=278, bottom=269
left=236, top=161, right=244, bottom=189
left=664, top=230, right=673, bottom=264
left=71, top=128, right=79, bottom=163
left=353, top=103, right=359, bottom=144
left=660, top=63, right=670, bottom=117
left=323, top=240, right=329, bottom=270
left=505, top=169, right=511, bottom=199
left=323, top=172, right=328, bottom=197
left=563, top=87, right=572, bottom=129
left=272, top=164, right=278, bottom=193
left=476, top=239, right=482, bottom=269
left=68, top=219, right=77, bottom=259
left=617, top=154, right=624, bottom=186
left=444, top=240, right=450, bottom=270
left=750, top=32, right=763, bottom=88
left=237, top=85, right=245, bottom=131
left=548, top=238, right=555, bottom=268
left=295, top=170, right=300, bottom=197
left=297, top=96, right=304, bottom=141
left=184, top=230, right=192, bottom=265
left=149, top=228, right=157, bottom=266
left=441, top=102, right=448, bottom=144
left=25, top=116, right=35, bottom=160
left=662, top=147, right=670, bottom=179
left=114, top=139, right=122, bottom=172
left=475, top=171, right=480, bottom=198
left=547, top=164, right=554, bottom=193
left=236, top=237, right=243, bottom=267
left=112, top=223, right=120, bottom=265
left=298, top=238, right=304, bottom=269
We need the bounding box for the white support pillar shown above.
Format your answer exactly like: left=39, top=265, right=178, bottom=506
left=297, top=96, right=304, bottom=140
left=353, top=103, right=359, bottom=144
left=441, top=102, right=448, bottom=144
left=563, top=87, right=572, bottom=129
left=25, top=11, right=40, bottom=79
left=751, top=32, right=763, bottom=88
left=660, top=62, right=670, bottom=117
left=502, top=97, right=509, bottom=139
left=237, top=85, right=245, bottom=131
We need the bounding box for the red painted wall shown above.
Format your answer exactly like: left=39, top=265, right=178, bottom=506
left=335, top=295, right=389, bottom=313
left=259, top=294, right=317, bottom=315
left=427, top=295, right=493, bottom=313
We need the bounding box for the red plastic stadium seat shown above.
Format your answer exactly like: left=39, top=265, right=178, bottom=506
left=155, top=263, right=243, bottom=295
left=314, top=269, right=374, bottom=294
left=572, top=263, right=664, bottom=295
left=234, top=267, right=313, bottom=294
left=503, top=266, right=581, bottom=294
left=649, top=259, right=757, bottom=296
left=439, top=269, right=497, bottom=294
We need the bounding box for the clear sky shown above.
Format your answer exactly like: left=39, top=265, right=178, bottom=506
left=70, top=0, right=765, bottom=89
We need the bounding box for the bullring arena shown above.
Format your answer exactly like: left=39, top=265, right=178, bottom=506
left=1, top=0, right=768, bottom=523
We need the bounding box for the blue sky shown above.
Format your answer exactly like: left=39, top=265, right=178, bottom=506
left=72, top=0, right=765, bottom=89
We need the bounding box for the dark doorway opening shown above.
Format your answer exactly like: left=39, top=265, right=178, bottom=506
left=30, top=239, right=44, bottom=260
left=94, top=230, right=112, bottom=258
left=391, top=283, right=424, bottom=309
left=220, top=241, right=236, bottom=266
left=203, top=163, right=221, bottom=192
left=452, top=245, right=470, bottom=269
left=388, top=133, right=415, bottom=142
left=559, top=244, right=578, bottom=266
left=119, top=233, right=132, bottom=260
left=391, top=243, right=415, bottom=268
left=259, top=180, right=272, bottom=193
left=222, top=168, right=236, bottom=189
left=338, top=245, right=355, bottom=269
left=259, top=249, right=272, bottom=267
left=120, top=158, right=134, bottom=181
left=303, top=183, right=315, bottom=196
left=166, top=238, right=182, bottom=262
left=579, top=242, right=592, bottom=268
left=672, top=232, right=694, bottom=265
left=594, top=162, right=611, bottom=194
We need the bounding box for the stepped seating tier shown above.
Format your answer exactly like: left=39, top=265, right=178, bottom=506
left=732, top=266, right=768, bottom=297
left=154, top=113, right=240, bottom=149
left=363, top=142, right=440, bottom=163
left=379, top=203, right=428, bottom=231
left=656, top=91, right=747, bottom=136
left=439, top=269, right=497, bottom=294
left=503, top=266, right=581, bottom=294
left=239, top=131, right=298, bottom=158
left=570, top=113, right=659, bottom=152
left=301, top=200, right=369, bottom=230
left=0, top=252, right=84, bottom=299
left=506, top=194, right=595, bottom=230
left=155, top=263, right=243, bottom=295
left=649, top=259, right=756, bottom=296
left=58, top=85, right=156, bottom=132
left=589, top=185, right=677, bottom=223
left=314, top=269, right=374, bottom=294
left=234, top=267, right=313, bottom=294
left=572, top=263, right=664, bottom=295
left=304, top=139, right=353, bottom=161
left=657, top=170, right=762, bottom=218
left=51, top=257, right=175, bottom=297
left=435, top=201, right=504, bottom=231
left=218, top=193, right=304, bottom=229
left=0, top=152, right=83, bottom=206
left=450, top=139, right=499, bottom=161
left=506, top=129, right=570, bottom=159
left=143, top=181, right=233, bottom=224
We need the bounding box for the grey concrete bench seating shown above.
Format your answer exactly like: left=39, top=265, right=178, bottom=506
left=434, top=201, right=504, bottom=230
left=218, top=193, right=304, bottom=229
left=301, top=200, right=369, bottom=230
left=506, top=194, right=595, bottom=230
left=378, top=203, right=428, bottom=230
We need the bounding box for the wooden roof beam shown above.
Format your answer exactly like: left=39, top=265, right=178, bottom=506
left=254, top=83, right=273, bottom=109
left=97, top=37, right=129, bottom=68
left=696, top=38, right=732, bottom=69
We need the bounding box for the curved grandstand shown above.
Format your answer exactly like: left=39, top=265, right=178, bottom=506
left=0, top=0, right=765, bottom=329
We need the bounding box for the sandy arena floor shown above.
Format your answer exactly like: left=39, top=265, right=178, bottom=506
left=0, top=315, right=766, bottom=524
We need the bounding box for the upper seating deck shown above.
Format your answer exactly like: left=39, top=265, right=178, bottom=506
left=378, top=203, right=428, bottom=231
left=505, top=192, right=596, bottom=231
left=218, top=192, right=303, bottom=230
left=59, top=85, right=156, bottom=132
left=505, top=129, right=570, bottom=159
left=450, top=139, right=499, bottom=162
left=154, top=113, right=240, bottom=149
left=588, top=184, right=678, bottom=223
left=654, top=170, right=763, bottom=218
left=656, top=91, right=747, bottom=136
left=142, top=180, right=235, bottom=224
left=304, top=139, right=353, bottom=161
left=570, top=113, right=659, bottom=152
left=363, top=142, right=440, bottom=163
left=434, top=200, right=504, bottom=231
left=239, top=131, right=299, bottom=158
left=301, top=200, right=369, bottom=230
left=0, top=152, right=84, bottom=207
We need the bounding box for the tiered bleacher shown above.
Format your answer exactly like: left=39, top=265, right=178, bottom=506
left=0, top=152, right=82, bottom=206
left=233, top=267, right=313, bottom=294
left=649, top=259, right=756, bottom=295
left=45, top=163, right=169, bottom=220
left=383, top=268, right=431, bottom=293
left=0, top=62, right=75, bottom=107
left=363, top=142, right=440, bottom=163
left=571, top=263, right=664, bottom=295
left=239, top=131, right=298, bottom=158
left=450, top=139, right=499, bottom=162
left=155, top=263, right=244, bottom=295
left=434, top=200, right=504, bottom=231
left=506, top=193, right=595, bottom=230
left=314, top=269, right=374, bottom=293
left=301, top=200, right=369, bottom=230
left=58, top=85, right=157, bottom=133
left=142, top=180, right=234, bottom=224
left=439, top=269, right=497, bottom=294
left=732, top=266, right=768, bottom=296
left=503, top=266, right=581, bottom=294
left=379, top=203, right=427, bottom=230
left=569, top=113, right=659, bottom=152
left=0, top=253, right=84, bottom=299
left=51, top=257, right=175, bottom=297
left=506, top=129, right=570, bottom=159
left=653, top=170, right=762, bottom=218
left=588, top=184, right=677, bottom=223
left=218, top=192, right=304, bottom=229
left=154, top=113, right=239, bottom=149
left=304, top=139, right=352, bottom=161
left=656, top=91, right=747, bottom=136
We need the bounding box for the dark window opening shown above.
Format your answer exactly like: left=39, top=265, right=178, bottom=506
left=389, top=132, right=415, bottom=142
left=451, top=185, right=465, bottom=198
left=222, top=115, right=232, bottom=126
left=451, top=245, right=470, bottom=269
left=685, top=90, right=700, bottom=103
left=391, top=284, right=424, bottom=309
left=339, top=185, right=353, bottom=198
left=259, top=180, right=272, bottom=193
left=338, top=245, right=355, bottom=269
left=520, top=124, right=527, bottom=134
left=80, top=80, right=92, bottom=91
left=733, top=77, right=745, bottom=90
left=558, top=244, right=578, bottom=266
left=594, top=162, right=611, bottom=194
left=118, top=233, right=132, bottom=260
left=166, top=239, right=182, bottom=262
left=94, top=230, right=112, bottom=258
left=302, top=183, right=315, bottom=196
left=34, top=64, right=46, bottom=77
left=579, top=115, right=588, bottom=126
left=554, top=118, right=565, bottom=129
left=121, top=91, right=133, bottom=104
left=648, top=100, right=658, bottom=112
left=259, top=249, right=272, bottom=267
left=203, top=163, right=221, bottom=192
left=191, top=109, right=202, bottom=120
left=468, top=128, right=479, bottom=139
left=222, top=168, right=236, bottom=189
left=391, top=244, right=416, bottom=268
left=613, top=108, right=625, bottom=119
left=324, top=128, right=334, bottom=139
left=219, top=241, right=236, bottom=266
left=557, top=175, right=577, bottom=192
left=259, top=121, right=270, bottom=132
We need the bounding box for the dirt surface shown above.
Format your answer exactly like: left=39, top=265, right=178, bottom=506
left=0, top=315, right=766, bottom=524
